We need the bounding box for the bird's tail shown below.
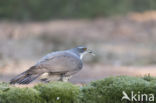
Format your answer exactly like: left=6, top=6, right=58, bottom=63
left=10, top=66, right=42, bottom=84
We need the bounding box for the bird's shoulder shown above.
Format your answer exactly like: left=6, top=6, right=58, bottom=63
left=36, top=50, right=79, bottom=65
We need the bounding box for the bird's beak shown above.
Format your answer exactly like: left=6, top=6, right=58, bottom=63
left=87, top=50, right=95, bottom=56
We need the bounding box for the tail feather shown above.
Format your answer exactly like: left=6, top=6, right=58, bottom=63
left=17, top=74, right=40, bottom=84
left=10, top=66, right=42, bottom=84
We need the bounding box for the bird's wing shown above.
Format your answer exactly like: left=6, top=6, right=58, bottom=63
left=35, top=51, right=82, bottom=73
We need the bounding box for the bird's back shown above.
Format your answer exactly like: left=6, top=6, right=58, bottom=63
left=35, top=50, right=83, bottom=73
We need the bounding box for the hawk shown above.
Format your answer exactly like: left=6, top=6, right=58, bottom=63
left=10, top=46, right=94, bottom=84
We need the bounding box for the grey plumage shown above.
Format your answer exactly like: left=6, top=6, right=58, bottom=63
left=10, top=46, right=93, bottom=84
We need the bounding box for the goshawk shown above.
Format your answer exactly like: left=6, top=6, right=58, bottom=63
left=10, top=46, right=94, bottom=84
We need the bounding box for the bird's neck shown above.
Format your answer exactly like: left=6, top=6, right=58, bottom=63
left=80, top=52, right=87, bottom=60
left=69, top=49, right=83, bottom=59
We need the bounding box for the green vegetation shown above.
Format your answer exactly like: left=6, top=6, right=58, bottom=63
left=0, top=0, right=156, bottom=20
left=80, top=76, right=156, bottom=103
left=34, top=82, right=79, bottom=103
left=0, top=83, right=44, bottom=103
left=0, top=76, right=156, bottom=103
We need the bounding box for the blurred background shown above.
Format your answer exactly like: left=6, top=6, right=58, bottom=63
left=0, top=0, right=156, bottom=83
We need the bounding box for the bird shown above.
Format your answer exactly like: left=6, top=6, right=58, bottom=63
left=10, top=46, right=94, bottom=84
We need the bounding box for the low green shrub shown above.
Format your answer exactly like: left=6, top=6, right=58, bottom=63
left=80, top=76, right=156, bottom=103
left=142, top=74, right=156, bottom=82
left=0, top=76, right=155, bottom=103
left=0, top=84, right=44, bottom=103
left=1, top=0, right=156, bottom=20
left=34, top=82, right=80, bottom=103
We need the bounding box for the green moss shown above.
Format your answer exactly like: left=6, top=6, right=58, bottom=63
left=0, top=82, right=10, bottom=92
left=142, top=74, right=156, bottom=82
left=34, top=82, right=80, bottom=103
left=0, top=76, right=156, bottom=103
left=80, top=76, right=156, bottom=103
left=0, top=86, right=45, bottom=103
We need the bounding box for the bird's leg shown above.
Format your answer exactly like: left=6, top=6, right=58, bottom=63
left=62, top=77, right=69, bottom=82
left=61, top=75, right=72, bottom=82
left=40, top=78, right=50, bottom=83
left=40, top=72, right=50, bottom=83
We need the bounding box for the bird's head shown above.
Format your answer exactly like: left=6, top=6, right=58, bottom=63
left=72, top=46, right=95, bottom=59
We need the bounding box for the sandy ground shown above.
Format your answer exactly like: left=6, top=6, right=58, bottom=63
left=1, top=64, right=156, bottom=84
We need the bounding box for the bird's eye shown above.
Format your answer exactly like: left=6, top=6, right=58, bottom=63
left=77, top=46, right=87, bottom=52
left=83, top=47, right=87, bottom=51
